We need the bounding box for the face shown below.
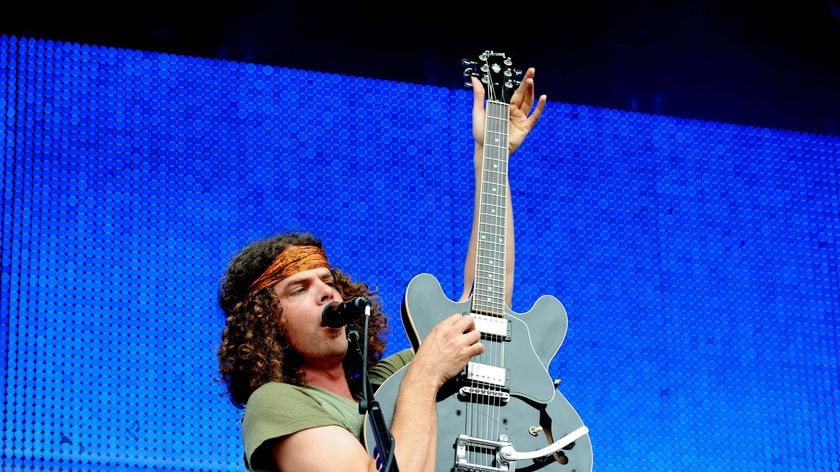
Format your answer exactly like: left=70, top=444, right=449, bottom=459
left=272, top=266, right=347, bottom=364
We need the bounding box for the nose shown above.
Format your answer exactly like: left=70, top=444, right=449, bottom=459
left=317, top=279, right=339, bottom=304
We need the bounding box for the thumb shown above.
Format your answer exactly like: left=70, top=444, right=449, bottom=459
left=471, top=76, right=485, bottom=112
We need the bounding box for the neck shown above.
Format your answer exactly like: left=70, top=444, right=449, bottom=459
left=302, top=363, right=353, bottom=400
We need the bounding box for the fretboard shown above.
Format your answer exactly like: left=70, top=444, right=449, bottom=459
left=472, top=99, right=510, bottom=317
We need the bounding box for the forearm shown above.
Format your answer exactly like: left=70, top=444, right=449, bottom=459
left=463, top=144, right=515, bottom=306
left=388, top=307, right=483, bottom=470
left=460, top=144, right=483, bottom=302
left=388, top=363, right=441, bottom=472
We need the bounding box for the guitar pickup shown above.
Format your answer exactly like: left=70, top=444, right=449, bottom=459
left=470, top=313, right=511, bottom=341
left=466, top=361, right=508, bottom=387
left=458, top=362, right=510, bottom=402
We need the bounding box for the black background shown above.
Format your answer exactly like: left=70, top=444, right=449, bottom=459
left=3, top=1, right=839, bottom=136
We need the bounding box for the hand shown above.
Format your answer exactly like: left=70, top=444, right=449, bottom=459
left=411, top=313, right=484, bottom=388
left=471, top=67, right=547, bottom=155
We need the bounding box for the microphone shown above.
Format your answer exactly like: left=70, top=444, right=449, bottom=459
left=321, top=296, right=370, bottom=328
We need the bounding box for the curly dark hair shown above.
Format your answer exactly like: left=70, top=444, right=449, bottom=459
left=217, top=232, right=389, bottom=408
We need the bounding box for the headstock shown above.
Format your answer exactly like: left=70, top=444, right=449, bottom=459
left=462, top=50, right=522, bottom=104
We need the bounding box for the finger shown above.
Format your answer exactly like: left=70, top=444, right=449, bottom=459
left=513, top=69, right=536, bottom=111
left=521, top=78, right=535, bottom=112
left=527, top=94, right=548, bottom=125
left=456, top=313, right=477, bottom=331
left=443, top=313, right=465, bottom=326
left=511, top=81, right=527, bottom=109
left=463, top=327, right=481, bottom=343
left=471, top=75, right=485, bottom=112
left=441, top=313, right=472, bottom=333
left=466, top=340, right=484, bottom=357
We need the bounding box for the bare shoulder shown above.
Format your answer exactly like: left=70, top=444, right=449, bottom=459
left=273, top=425, right=373, bottom=472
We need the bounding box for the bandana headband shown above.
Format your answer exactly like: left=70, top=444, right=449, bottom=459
left=248, top=245, right=330, bottom=294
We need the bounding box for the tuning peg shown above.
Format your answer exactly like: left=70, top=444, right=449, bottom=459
left=462, top=58, right=480, bottom=88
left=463, top=68, right=478, bottom=88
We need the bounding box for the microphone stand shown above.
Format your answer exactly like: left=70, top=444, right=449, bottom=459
left=345, top=306, right=399, bottom=472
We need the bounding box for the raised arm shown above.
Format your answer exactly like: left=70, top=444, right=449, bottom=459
left=460, top=67, right=548, bottom=306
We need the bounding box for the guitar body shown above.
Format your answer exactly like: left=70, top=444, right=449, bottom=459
left=403, top=274, right=570, bottom=380
left=364, top=274, right=593, bottom=471
left=403, top=273, right=566, bottom=404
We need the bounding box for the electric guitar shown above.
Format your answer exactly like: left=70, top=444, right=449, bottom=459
left=365, top=51, right=593, bottom=472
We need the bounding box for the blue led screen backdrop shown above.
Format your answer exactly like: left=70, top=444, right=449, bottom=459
left=1, top=36, right=838, bottom=471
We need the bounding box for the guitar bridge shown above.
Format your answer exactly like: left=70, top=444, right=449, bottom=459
left=458, top=385, right=510, bottom=403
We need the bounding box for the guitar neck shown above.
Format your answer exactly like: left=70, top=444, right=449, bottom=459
left=473, top=98, right=510, bottom=317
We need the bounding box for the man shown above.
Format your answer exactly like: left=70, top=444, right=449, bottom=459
left=218, top=67, right=547, bottom=472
